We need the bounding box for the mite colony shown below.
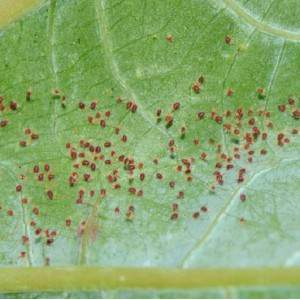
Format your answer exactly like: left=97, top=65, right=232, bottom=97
left=0, top=38, right=299, bottom=262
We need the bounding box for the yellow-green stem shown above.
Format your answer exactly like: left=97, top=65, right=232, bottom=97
left=0, top=267, right=300, bottom=293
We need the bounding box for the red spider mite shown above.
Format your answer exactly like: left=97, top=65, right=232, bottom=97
left=100, top=189, right=106, bottom=197
left=169, top=181, right=175, bottom=188
left=113, top=183, right=121, bottom=189
left=44, top=164, right=50, bottom=172
left=256, top=87, right=265, bottom=98
left=20, top=251, right=27, bottom=258
left=121, top=135, right=127, bottom=142
left=19, top=140, right=27, bottom=147
left=90, top=163, right=96, bottom=171
left=24, top=128, right=31, bottom=135
left=260, top=149, right=267, bottom=155
left=166, top=34, right=173, bottom=43
left=82, top=160, right=89, bottom=166
left=262, top=132, right=268, bottom=140
left=226, top=164, right=234, bottom=170
left=170, top=212, right=178, bottom=220
left=156, top=173, right=163, bottom=180
left=32, top=207, right=39, bottom=215
left=172, top=203, right=179, bottom=211
left=78, top=190, right=84, bottom=198
left=240, top=194, right=246, bottom=202
left=22, top=236, right=29, bottom=244
left=194, top=138, right=200, bottom=145
left=83, top=173, right=91, bottom=181
left=128, top=187, right=136, bottom=195
left=47, top=190, right=53, bottom=200
left=46, top=238, right=54, bottom=246
left=197, top=75, right=204, bottom=84
left=30, top=221, right=36, bottom=227
left=10, top=101, right=17, bottom=110
left=66, top=219, right=72, bottom=227
left=200, top=152, right=207, bottom=160
left=89, top=145, right=95, bottom=152
left=7, top=209, right=14, bottom=216
left=248, top=118, right=255, bottom=126
left=165, top=114, right=173, bottom=127
left=35, top=228, right=42, bottom=235
left=21, top=198, right=28, bottom=204
left=293, top=110, right=300, bottom=119
left=278, top=104, right=286, bottom=112
left=116, top=96, right=122, bottom=103
left=192, top=82, right=201, bottom=94
left=79, top=102, right=85, bottom=109
left=201, top=206, right=208, bottom=212
left=114, top=207, right=120, bottom=215
left=197, top=112, right=205, bottom=120
left=234, top=128, right=240, bottom=135
left=193, top=212, right=200, bottom=219
left=172, top=102, right=180, bottom=111
left=226, top=88, right=234, bottom=97
left=38, top=173, right=44, bottom=181
left=100, top=120, right=106, bottom=128
left=76, top=198, right=83, bottom=204
left=31, top=133, right=39, bottom=140
left=265, top=111, right=271, bottom=118
left=139, top=173, right=145, bottom=181
left=288, top=98, right=295, bottom=105
left=90, top=101, right=97, bottom=110
left=0, top=119, right=8, bottom=127
left=16, top=184, right=22, bottom=192
left=177, top=191, right=184, bottom=199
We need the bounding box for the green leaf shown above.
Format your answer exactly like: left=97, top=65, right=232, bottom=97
left=0, top=0, right=300, bottom=297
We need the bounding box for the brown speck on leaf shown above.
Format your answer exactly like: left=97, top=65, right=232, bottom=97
left=0, top=119, right=8, bottom=128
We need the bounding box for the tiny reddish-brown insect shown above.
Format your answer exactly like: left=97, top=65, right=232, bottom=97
left=47, top=190, right=53, bottom=200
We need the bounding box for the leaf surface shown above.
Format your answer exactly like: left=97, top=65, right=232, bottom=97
left=0, top=0, right=300, bottom=297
